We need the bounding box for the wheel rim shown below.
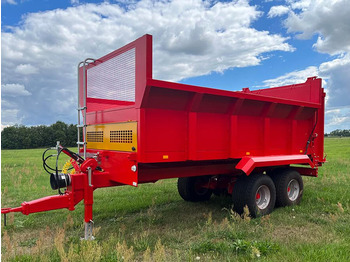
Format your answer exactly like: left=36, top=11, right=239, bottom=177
left=255, top=185, right=271, bottom=210
left=287, top=179, right=300, bottom=201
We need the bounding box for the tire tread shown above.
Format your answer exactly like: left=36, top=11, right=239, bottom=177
left=232, top=173, right=276, bottom=217
left=271, top=169, right=303, bottom=207
left=177, top=176, right=212, bottom=202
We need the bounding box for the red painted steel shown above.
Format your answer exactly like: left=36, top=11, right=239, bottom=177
left=82, top=34, right=325, bottom=186
left=236, top=155, right=314, bottom=176
left=2, top=34, right=325, bottom=225
left=1, top=169, right=115, bottom=218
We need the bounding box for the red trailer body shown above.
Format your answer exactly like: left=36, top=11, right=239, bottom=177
left=2, top=34, right=326, bottom=239
left=82, top=34, right=325, bottom=186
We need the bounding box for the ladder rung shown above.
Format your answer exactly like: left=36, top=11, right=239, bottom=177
left=77, top=142, right=87, bottom=145
left=77, top=107, right=87, bottom=111
left=77, top=124, right=87, bottom=128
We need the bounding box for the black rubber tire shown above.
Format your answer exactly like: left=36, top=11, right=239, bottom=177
left=271, top=169, right=303, bottom=207
left=232, top=173, right=276, bottom=217
left=213, top=189, right=228, bottom=197
left=177, top=176, right=213, bottom=202
left=213, top=189, right=222, bottom=196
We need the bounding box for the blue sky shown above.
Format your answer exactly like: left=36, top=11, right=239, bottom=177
left=2, top=0, right=350, bottom=133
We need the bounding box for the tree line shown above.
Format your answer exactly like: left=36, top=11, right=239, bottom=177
left=326, top=129, right=350, bottom=137
left=1, top=122, right=350, bottom=149
left=1, top=121, right=81, bottom=149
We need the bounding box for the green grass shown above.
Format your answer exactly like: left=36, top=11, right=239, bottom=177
left=1, top=137, right=350, bottom=261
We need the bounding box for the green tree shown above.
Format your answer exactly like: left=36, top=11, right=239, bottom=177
left=67, top=124, right=78, bottom=147
left=1, top=121, right=79, bottom=149
left=330, top=129, right=350, bottom=137
left=1, top=126, right=20, bottom=149
left=51, top=121, right=69, bottom=146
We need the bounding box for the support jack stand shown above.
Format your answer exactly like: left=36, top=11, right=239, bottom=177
left=82, top=220, right=95, bottom=240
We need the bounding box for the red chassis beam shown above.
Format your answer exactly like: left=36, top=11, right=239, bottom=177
left=1, top=154, right=315, bottom=215
left=1, top=171, right=114, bottom=213
left=1, top=158, right=119, bottom=240
left=1, top=193, right=80, bottom=216
left=1, top=155, right=317, bottom=217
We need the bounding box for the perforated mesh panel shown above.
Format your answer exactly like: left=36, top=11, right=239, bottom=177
left=87, top=131, right=104, bottom=142
left=110, top=130, right=133, bottom=143
left=87, top=48, right=136, bottom=102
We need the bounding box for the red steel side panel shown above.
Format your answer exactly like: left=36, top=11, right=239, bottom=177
left=143, top=108, right=188, bottom=162
left=139, top=78, right=324, bottom=167
left=78, top=34, right=324, bottom=185
left=251, top=77, right=325, bottom=165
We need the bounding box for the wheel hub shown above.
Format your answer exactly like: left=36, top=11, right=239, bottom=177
left=255, top=185, right=271, bottom=210
left=287, top=179, right=300, bottom=201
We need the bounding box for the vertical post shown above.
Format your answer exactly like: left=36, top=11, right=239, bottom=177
left=261, top=102, right=276, bottom=155
left=188, top=112, right=197, bottom=160
left=288, top=106, right=303, bottom=154
left=83, top=167, right=94, bottom=240
left=82, top=62, right=87, bottom=159
left=230, top=115, right=238, bottom=157
left=228, top=98, right=244, bottom=158
left=291, top=119, right=297, bottom=153
left=187, top=93, right=203, bottom=160
left=77, top=61, right=83, bottom=155
left=316, top=87, right=326, bottom=162
left=263, top=118, right=270, bottom=155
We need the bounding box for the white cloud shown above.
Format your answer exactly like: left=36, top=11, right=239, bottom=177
left=264, top=0, right=350, bottom=132
left=15, top=64, right=38, bottom=74
left=319, top=54, right=350, bottom=108
left=1, top=83, right=32, bottom=96
left=260, top=54, right=350, bottom=108
left=282, top=0, right=350, bottom=108
left=268, top=5, right=290, bottom=18
left=287, top=0, right=312, bottom=11
left=260, top=54, right=350, bottom=132
left=71, top=0, right=79, bottom=4
left=319, top=54, right=350, bottom=73
left=325, top=106, right=350, bottom=132
left=261, top=66, right=318, bottom=87
left=1, top=0, right=294, bottom=126
left=285, top=0, right=350, bottom=55
left=1, top=109, right=21, bottom=126
left=2, top=0, right=17, bottom=4
left=1, top=99, right=16, bottom=108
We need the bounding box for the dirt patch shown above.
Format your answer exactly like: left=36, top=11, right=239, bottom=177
left=2, top=226, right=55, bottom=260
left=269, top=223, right=338, bottom=244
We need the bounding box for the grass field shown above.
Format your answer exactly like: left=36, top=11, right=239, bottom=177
left=1, top=137, right=350, bottom=261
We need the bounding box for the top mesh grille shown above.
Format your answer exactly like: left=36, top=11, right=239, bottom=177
left=87, top=48, right=136, bottom=102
